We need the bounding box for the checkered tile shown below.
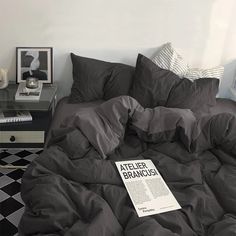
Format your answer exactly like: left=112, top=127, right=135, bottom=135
left=0, top=149, right=42, bottom=236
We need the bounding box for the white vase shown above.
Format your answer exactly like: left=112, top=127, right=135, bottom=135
left=0, top=68, right=8, bottom=89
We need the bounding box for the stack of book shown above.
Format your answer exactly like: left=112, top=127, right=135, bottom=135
left=15, top=82, right=42, bottom=101
left=0, top=111, right=32, bottom=123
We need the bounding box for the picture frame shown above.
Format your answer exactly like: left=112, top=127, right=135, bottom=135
left=16, top=47, right=53, bottom=84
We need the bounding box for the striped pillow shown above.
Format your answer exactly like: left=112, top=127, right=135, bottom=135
left=184, top=66, right=224, bottom=81
left=152, top=42, right=224, bottom=81
left=152, top=42, right=189, bottom=77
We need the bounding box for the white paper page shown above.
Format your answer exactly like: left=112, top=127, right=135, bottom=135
left=115, top=159, right=181, bottom=217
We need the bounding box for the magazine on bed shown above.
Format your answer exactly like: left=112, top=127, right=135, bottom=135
left=116, top=159, right=181, bottom=217
left=0, top=110, right=32, bottom=123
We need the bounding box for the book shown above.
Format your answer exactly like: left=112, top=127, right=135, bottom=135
left=0, top=110, right=32, bottom=123
left=15, top=82, right=42, bottom=101
left=115, top=159, right=181, bottom=217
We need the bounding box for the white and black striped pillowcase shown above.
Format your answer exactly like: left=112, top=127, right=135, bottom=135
left=152, top=42, right=189, bottom=77
left=152, top=42, right=224, bottom=80
left=184, top=67, right=224, bottom=80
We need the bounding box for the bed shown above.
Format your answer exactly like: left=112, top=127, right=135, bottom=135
left=18, top=52, right=236, bottom=236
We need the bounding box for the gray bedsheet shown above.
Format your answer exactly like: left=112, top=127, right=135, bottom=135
left=209, top=98, right=236, bottom=116
left=46, top=97, right=104, bottom=145
left=19, top=96, right=236, bottom=236
left=46, top=97, right=236, bottom=146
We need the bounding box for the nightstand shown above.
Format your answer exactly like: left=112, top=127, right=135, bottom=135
left=0, top=83, right=57, bottom=149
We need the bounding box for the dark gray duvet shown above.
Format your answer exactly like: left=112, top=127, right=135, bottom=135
left=19, top=96, right=236, bottom=236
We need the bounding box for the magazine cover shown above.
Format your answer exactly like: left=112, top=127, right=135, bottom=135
left=116, top=159, right=181, bottom=217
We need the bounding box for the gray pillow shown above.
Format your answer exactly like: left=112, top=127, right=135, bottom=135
left=129, top=54, right=180, bottom=108
left=166, top=78, right=219, bottom=113
left=130, top=54, right=219, bottom=113
left=69, top=53, right=134, bottom=103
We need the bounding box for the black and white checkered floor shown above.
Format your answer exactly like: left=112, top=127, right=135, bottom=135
left=0, top=149, right=42, bottom=236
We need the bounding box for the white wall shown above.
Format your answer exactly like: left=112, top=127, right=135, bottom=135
left=0, top=0, right=236, bottom=99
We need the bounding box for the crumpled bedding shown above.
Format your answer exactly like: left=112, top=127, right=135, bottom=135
left=19, top=96, right=236, bottom=236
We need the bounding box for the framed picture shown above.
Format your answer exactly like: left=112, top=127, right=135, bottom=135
left=16, top=47, right=53, bottom=84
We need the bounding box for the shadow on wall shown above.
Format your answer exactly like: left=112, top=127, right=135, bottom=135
left=54, top=53, right=73, bottom=100
left=6, top=1, right=236, bottom=100
left=219, top=59, right=236, bottom=98
left=43, top=1, right=217, bottom=101
left=218, top=0, right=236, bottom=98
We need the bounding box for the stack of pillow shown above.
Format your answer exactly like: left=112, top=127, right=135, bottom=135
left=69, top=43, right=224, bottom=115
